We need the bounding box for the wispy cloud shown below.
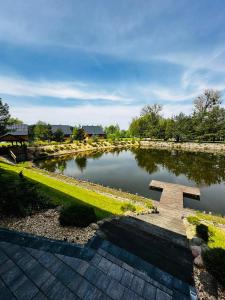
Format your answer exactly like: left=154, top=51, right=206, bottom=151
left=0, top=76, right=128, bottom=102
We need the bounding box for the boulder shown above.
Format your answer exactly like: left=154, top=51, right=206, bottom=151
left=191, top=237, right=204, bottom=246
left=191, top=246, right=202, bottom=258
left=90, top=223, right=99, bottom=230
left=194, top=255, right=204, bottom=267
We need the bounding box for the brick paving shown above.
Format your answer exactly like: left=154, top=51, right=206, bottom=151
left=0, top=229, right=196, bottom=300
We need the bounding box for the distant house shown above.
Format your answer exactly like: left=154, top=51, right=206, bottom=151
left=0, top=124, right=29, bottom=144
left=51, top=125, right=73, bottom=139
left=82, top=126, right=105, bottom=138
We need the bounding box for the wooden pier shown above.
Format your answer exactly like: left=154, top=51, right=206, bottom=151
left=150, top=180, right=200, bottom=211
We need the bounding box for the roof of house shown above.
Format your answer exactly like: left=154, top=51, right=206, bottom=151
left=82, top=125, right=105, bottom=135
left=6, top=124, right=28, bottom=136
left=51, top=125, right=73, bottom=135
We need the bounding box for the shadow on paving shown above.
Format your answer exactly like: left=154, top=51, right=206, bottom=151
left=100, top=216, right=194, bottom=284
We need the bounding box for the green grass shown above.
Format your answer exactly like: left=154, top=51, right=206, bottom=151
left=187, top=212, right=225, bottom=249
left=0, top=161, right=143, bottom=219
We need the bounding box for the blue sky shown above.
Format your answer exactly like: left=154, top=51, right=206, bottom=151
left=0, top=0, right=225, bottom=128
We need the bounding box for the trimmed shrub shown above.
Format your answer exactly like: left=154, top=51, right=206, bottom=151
left=59, top=204, right=97, bottom=227
left=196, top=224, right=209, bottom=242
left=0, top=171, right=53, bottom=217
left=203, top=248, right=225, bottom=287
left=121, top=203, right=136, bottom=212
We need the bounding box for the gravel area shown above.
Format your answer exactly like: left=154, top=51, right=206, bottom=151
left=0, top=209, right=96, bottom=245
left=194, top=266, right=225, bottom=300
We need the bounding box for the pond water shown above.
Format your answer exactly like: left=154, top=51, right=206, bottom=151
left=36, top=148, right=225, bottom=214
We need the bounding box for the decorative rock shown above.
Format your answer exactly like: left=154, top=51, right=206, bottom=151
left=191, top=237, right=204, bottom=246
left=200, top=243, right=209, bottom=254
left=194, top=255, right=204, bottom=267
left=90, top=223, right=99, bottom=230
left=97, top=220, right=104, bottom=226
left=191, top=246, right=202, bottom=258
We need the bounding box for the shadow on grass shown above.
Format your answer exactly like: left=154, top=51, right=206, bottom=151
left=0, top=163, right=114, bottom=220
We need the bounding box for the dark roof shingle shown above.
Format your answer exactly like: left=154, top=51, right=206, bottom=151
left=6, top=124, right=28, bottom=136
left=82, top=126, right=105, bottom=135
left=51, top=125, right=73, bottom=135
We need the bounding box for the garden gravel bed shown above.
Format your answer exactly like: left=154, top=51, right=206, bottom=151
left=194, top=266, right=225, bottom=300
left=0, top=209, right=96, bottom=245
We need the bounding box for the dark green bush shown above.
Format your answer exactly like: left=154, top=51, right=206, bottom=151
left=121, top=203, right=136, bottom=212
left=196, top=224, right=209, bottom=242
left=0, top=171, right=53, bottom=217
left=203, top=248, right=225, bottom=287
left=59, top=204, right=97, bottom=227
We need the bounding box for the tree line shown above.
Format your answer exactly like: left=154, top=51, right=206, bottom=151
left=129, top=89, right=225, bottom=142
left=1, top=89, right=225, bottom=142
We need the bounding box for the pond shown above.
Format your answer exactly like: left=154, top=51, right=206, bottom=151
left=36, top=148, right=225, bottom=214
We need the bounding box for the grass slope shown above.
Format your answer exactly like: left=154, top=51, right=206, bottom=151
left=0, top=161, right=144, bottom=219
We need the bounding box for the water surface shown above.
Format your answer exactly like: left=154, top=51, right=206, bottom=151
left=36, top=148, right=225, bottom=214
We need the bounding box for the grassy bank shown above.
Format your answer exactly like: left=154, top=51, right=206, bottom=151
left=0, top=160, right=150, bottom=219
left=187, top=212, right=225, bottom=249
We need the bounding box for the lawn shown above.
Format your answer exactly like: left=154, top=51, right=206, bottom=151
left=187, top=212, right=225, bottom=249
left=0, top=161, right=144, bottom=219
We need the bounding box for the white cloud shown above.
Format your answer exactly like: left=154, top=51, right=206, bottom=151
left=11, top=105, right=142, bottom=129
left=0, top=76, right=128, bottom=102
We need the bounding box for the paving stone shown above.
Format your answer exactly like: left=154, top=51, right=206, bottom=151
left=90, top=253, right=102, bottom=266
left=95, top=273, right=111, bottom=292
left=0, top=248, right=8, bottom=265
left=40, top=274, right=57, bottom=295
left=32, top=291, right=48, bottom=300
left=98, top=257, right=112, bottom=273
left=56, top=254, right=81, bottom=270
left=25, top=247, right=45, bottom=260
left=1, top=264, right=23, bottom=287
left=67, top=272, right=83, bottom=293
left=131, top=275, right=145, bottom=296
left=0, top=242, right=21, bottom=257
left=54, top=263, right=80, bottom=286
left=122, top=262, right=134, bottom=273
left=13, top=277, right=39, bottom=300
left=83, top=287, right=107, bottom=300
left=76, top=260, right=90, bottom=275
left=106, top=279, right=125, bottom=300
left=105, top=252, right=123, bottom=266
left=142, top=282, right=157, bottom=299
left=38, top=252, right=60, bottom=269
left=44, top=278, right=75, bottom=300
left=84, top=265, right=103, bottom=284
left=16, top=252, right=37, bottom=271
left=172, top=278, right=190, bottom=295
left=173, top=290, right=189, bottom=300
left=8, top=273, right=28, bottom=292
left=0, top=284, right=16, bottom=300
left=121, top=270, right=134, bottom=288
left=156, top=288, right=172, bottom=300
left=108, top=263, right=125, bottom=281
left=153, top=268, right=173, bottom=289
left=0, top=259, right=14, bottom=275
left=25, top=263, right=51, bottom=287
left=123, top=288, right=143, bottom=300
left=97, top=248, right=107, bottom=257
left=76, top=278, right=95, bottom=299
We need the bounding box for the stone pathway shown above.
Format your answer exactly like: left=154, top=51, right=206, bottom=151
left=0, top=228, right=196, bottom=300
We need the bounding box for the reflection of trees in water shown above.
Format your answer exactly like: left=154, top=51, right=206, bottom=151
left=132, top=148, right=225, bottom=186
left=75, top=157, right=87, bottom=172
left=57, top=160, right=67, bottom=174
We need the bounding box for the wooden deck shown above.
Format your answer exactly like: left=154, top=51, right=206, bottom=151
left=150, top=180, right=200, bottom=212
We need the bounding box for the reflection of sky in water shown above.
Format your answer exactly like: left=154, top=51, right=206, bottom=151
left=37, top=149, right=225, bottom=214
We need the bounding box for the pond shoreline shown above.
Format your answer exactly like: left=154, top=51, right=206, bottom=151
left=140, top=140, right=225, bottom=154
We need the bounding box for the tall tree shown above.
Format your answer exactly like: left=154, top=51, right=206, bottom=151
left=7, top=117, right=23, bottom=125
left=0, top=98, right=10, bottom=135
left=34, top=121, right=52, bottom=141
left=53, top=129, right=64, bottom=142
left=194, top=89, right=222, bottom=114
